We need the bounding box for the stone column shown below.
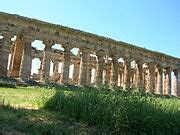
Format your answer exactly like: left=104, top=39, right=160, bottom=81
left=38, top=58, right=43, bottom=76
left=95, top=50, right=104, bottom=86
left=73, top=62, right=80, bottom=84
left=173, top=69, right=180, bottom=97
left=124, top=58, right=131, bottom=89
left=119, top=70, right=123, bottom=87
left=19, top=37, right=33, bottom=81
left=156, top=67, right=163, bottom=94
left=131, top=69, right=136, bottom=86
left=86, top=64, right=92, bottom=85
left=51, top=60, right=60, bottom=82
left=111, top=56, right=118, bottom=86
left=147, top=63, right=155, bottom=93
left=41, top=41, right=53, bottom=84
left=8, top=42, right=15, bottom=76
left=53, top=60, right=59, bottom=74
left=79, top=48, right=90, bottom=85
left=104, top=59, right=111, bottom=85
left=9, top=37, right=24, bottom=78
left=165, top=68, right=171, bottom=95
left=60, top=45, right=71, bottom=84
left=136, top=61, right=143, bottom=90
left=0, top=33, right=12, bottom=77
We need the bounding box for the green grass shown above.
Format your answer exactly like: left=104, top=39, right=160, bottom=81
left=0, top=87, right=95, bottom=135
left=0, top=85, right=180, bottom=135
left=0, top=87, right=53, bottom=109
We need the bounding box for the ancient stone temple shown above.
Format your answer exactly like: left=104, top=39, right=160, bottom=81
left=0, top=12, right=180, bottom=96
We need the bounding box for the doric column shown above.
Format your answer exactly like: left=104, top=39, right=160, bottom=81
left=173, top=69, right=180, bottom=97
left=41, top=41, right=53, bottom=84
left=118, top=70, right=121, bottom=86
left=95, top=50, right=105, bottom=86
left=124, top=58, right=131, bottom=89
left=87, top=65, right=92, bottom=85
left=104, top=57, right=111, bottom=85
left=9, top=37, right=24, bottom=78
left=51, top=59, right=60, bottom=82
left=38, top=58, right=43, bottom=75
left=8, top=42, right=15, bottom=76
left=19, top=37, right=34, bottom=80
left=156, top=67, right=163, bottom=94
left=60, top=45, right=71, bottom=84
left=146, top=63, right=155, bottom=93
left=136, top=61, right=143, bottom=90
left=0, top=33, right=13, bottom=77
left=119, top=70, right=124, bottom=87
left=164, top=68, right=171, bottom=95
left=79, top=48, right=90, bottom=85
left=131, top=69, right=136, bottom=86
left=53, top=60, right=59, bottom=74
left=73, top=62, right=80, bottom=84
left=111, top=55, right=118, bottom=86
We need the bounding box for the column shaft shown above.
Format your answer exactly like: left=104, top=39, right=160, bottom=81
left=96, top=51, right=104, bottom=86
left=111, top=56, right=118, bottom=86
left=156, top=67, right=163, bottom=94
left=165, top=69, right=171, bottom=95
left=51, top=60, right=60, bottom=82
left=124, top=58, right=131, bottom=88
left=174, top=69, right=180, bottom=97
left=19, top=39, right=32, bottom=80
left=136, top=62, right=143, bottom=90
left=79, top=48, right=90, bottom=85
left=147, top=63, right=155, bottom=93
left=60, top=46, right=71, bottom=84
left=9, top=37, right=24, bottom=77
left=53, top=62, right=59, bottom=73
left=73, top=62, right=80, bottom=84
left=0, top=34, right=12, bottom=77
left=41, top=43, right=52, bottom=83
left=104, top=62, right=111, bottom=85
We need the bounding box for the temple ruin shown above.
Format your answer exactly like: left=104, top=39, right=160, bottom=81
left=0, top=12, right=180, bottom=96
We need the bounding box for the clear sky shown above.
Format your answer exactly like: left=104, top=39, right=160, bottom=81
left=0, top=0, right=180, bottom=58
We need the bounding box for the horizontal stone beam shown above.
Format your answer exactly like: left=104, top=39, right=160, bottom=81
left=0, top=12, right=179, bottom=70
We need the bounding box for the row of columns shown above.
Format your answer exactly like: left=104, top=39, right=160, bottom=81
left=0, top=33, right=180, bottom=96
left=0, top=33, right=12, bottom=77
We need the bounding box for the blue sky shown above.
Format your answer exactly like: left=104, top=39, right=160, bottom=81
left=0, top=0, right=180, bottom=58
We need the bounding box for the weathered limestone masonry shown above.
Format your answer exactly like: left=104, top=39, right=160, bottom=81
left=0, top=12, right=180, bottom=96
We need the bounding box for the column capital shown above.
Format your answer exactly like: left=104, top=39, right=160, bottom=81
left=164, top=67, right=172, bottom=73
left=64, top=46, right=72, bottom=53
left=173, top=69, right=180, bottom=74
left=96, top=49, right=105, bottom=56
left=43, top=40, right=54, bottom=47
left=147, top=62, right=156, bottom=68
left=52, top=59, right=59, bottom=64
left=80, top=47, right=91, bottom=53
left=136, top=60, right=144, bottom=65
left=123, top=56, right=132, bottom=62
left=109, top=54, right=118, bottom=58
left=62, top=43, right=72, bottom=50
left=156, top=65, right=162, bottom=69
left=22, top=36, right=35, bottom=43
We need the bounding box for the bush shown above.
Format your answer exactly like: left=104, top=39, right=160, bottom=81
left=44, top=88, right=180, bottom=134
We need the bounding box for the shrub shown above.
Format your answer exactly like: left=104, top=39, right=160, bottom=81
left=44, top=88, right=180, bottom=134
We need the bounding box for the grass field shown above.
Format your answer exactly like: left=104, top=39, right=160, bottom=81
left=0, top=86, right=94, bottom=135
left=0, top=85, right=179, bottom=135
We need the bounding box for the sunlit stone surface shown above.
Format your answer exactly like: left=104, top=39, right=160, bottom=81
left=0, top=12, right=179, bottom=96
